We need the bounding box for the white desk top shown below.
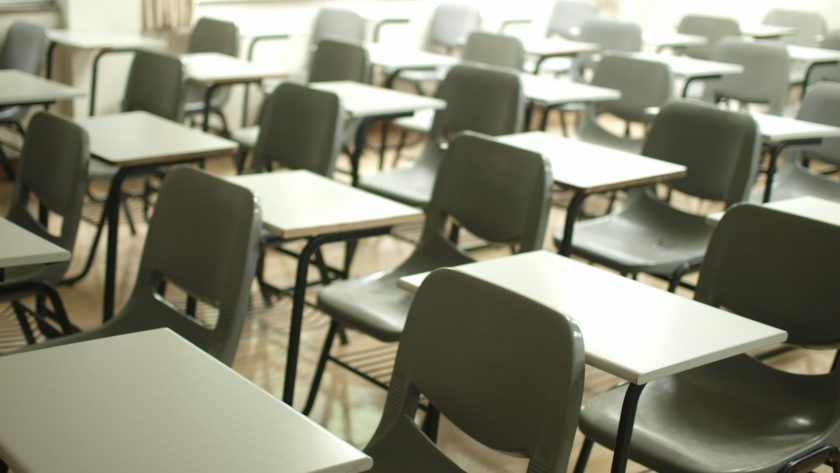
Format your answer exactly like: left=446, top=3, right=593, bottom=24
left=643, top=30, right=707, bottom=49
left=625, top=52, right=744, bottom=79
left=707, top=196, right=840, bottom=227
left=0, top=70, right=84, bottom=107
left=0, top=217, right=70, bottom=270
left=497, top=132, right=686, bottom=193
left=76, top=111, right=238, bottom=167
left=741, top=24, right=797, bottom=39
left=521, top=37, right=601, bottom=58
left=183, top=52, right=287, bottom=85
left=0, top=329, right=372, bottom=473
left=366, top=43, right=459, bottom=71
left=787, top=45, right=840, bottom=64
left=521, top=74, right=621, bottom=105
left=397, top=251, right=787, bottom=385
left=228, top=170, right=424, bottom=239
left=46, top=29, right=166, bottom=50
left=311, top=80, right=446, bottom=118
left=752, top=112, right=840, bottom=142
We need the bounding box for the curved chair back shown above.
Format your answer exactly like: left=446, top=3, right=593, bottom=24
left=546, top=0, right=598, bottom=39
left=462, top=31, right=525, bottom=71
left=805, top=33, right=840, bottom=95
left=189, top=17, right=240, bottom=56
left=763, top=9, right=826, bottom=47
left=426, top=3, right=480, bottom=52
left=797, top=82, right=840, bottom=167
left=123, top=50, right=187, bottom=122
left=6, top=111, right=89, bottom=283
left=251, top=82, right=343, bottom=176
left=365, top=269, right=585, bottom=473
left=643, top=100, right=760, bottom=207
left=677, top=14, right=740, bottom=60
left=422, top=132, right=552, bottom=252
left=696, top=204, right=840, bottom=349
left=589, top=54, right=672, bottom=124
left=572, top=18, right=642, bottom=77
left=705, top=38, right=790, bottom=116
left=309, top=39, right=370, bottom=83
left=311, top=8, right=365, bottom=46
left=0, top=21, right=48, bottom=73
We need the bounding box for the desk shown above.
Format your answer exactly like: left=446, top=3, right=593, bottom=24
left=741, top=24, right=797, bottom=39
left=183, top=52, right=287, bottom=132
left=625, top=52, right=744, bottom=97
left=310, top=81, right=446, bottom=185
left=397, top=250, right=787, bottom=473
left=76, top=111, right=238, bottom=321
left=0, top=70, right=85, bottom=108
left=520, top=74, right=621, bottom=131
left=45, top=30, right=166, bottom=116
left=496, top=132, right=686, bottom=256
left=642, top=30, right=707, bottom=51
left=521, top=37, right=601, bottom=73
left=0, top=329, right=373, bottom=473
left=706, top=196, right=840, bottom=226
left=228, top=170, right=423, bottom=408
left=786, top=45, right=840, bottom=93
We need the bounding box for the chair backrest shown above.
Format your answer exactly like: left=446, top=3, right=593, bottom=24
left=250, top=82, right=343, bottom=176
left=309, top=39, right=370, bottom=83
left=677, top=14, right=741, bottom=60
left=806, top=31, right=840, bottom=89
left=122, top=50, right=187, bottom=122
left=696, top=204, right=840, bottom=349
left=462, top=31, right=525, bottom=71
left=311, top=8, right=365, bottom=47
left=572, top=19, right=642, bottom=78
left=6, top=111, right=89, bottom=283
left=420, top=132, right=552, bottom=253
left=188, top=18, right=240, bottom=56
left=642, top=99, right=761, bottom=207
left=426, top=3, right=480, bottom=52
left=588, top=54, right=673, bottom=123
left=796, top=82, right=840, bottom=167
left=546, top=0, right=598, bottom=39
left=705, top=37, right=790, bottom=116
left=120, top=167, right=261, bottom=365
left=0, top=21, right=48, bottom=73
left=365, top=269, right=585, bottom=473
left=763, top=9, right=826, bottom=47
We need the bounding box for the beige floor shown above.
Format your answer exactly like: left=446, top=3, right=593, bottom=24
left=0, top=110, right=834, bottom=473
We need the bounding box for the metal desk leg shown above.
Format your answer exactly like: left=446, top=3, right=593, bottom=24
left=282, top=227, right=392, bottom=407
left=350, top=117, right=375, bottom=187
left=202, top=84, right=220, bottom=132
left=88, top=49, right=110, bottom=116
left=559, top=191, right=587, bottom=257
left=102, top=167, right=131, bottom=322
left=610, top=383, right=646, bottom=473
left=45, top=41, right=58, bottom=79
left=242, top=35, right=291, bottom=127
left=762, top=139, right=822, bottom=203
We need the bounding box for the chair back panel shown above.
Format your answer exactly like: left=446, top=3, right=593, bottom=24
left=796, top=82, right=840, bottom=167
left=677, top=14, right=740, bottom=60
left=252, top=82, right=343, bottom=176
left=365, top=269, right=585, bottom=473
left=189, top=18, right=240, bottom=56
left=311, top=8, right=365, bottom=46
left=462, top=31, right=525, bottom=71
left=547, top=1, right=597, bottom=39
left=642, top=100, right=760, bottom=206
left=763, top=9, right=826, bottom=47
left=309, top=39, right=370, bottom=83
left=0, top=21, right=48, bottom=73
left=696, top=204, right=840, bottom=348
left=591, top=54, right=672, bottom=123
left=123, top=50, right=187, bottom=122
left=428, top=3, right=480, bottom=50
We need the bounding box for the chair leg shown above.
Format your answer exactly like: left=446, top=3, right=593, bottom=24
left=573, top=438, right=594, bottom=473
left=312, top=248, right=332, bottom=285
left=0, top=457, right=7, bottom=473
left=303, top=320, right=339, bottom=415
left=60, top=206, right=108, bottom=286
left=422, top=403, right=440, bottom=443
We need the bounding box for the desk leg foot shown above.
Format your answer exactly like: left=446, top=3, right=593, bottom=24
left=611, top=383, right=646, bottom=473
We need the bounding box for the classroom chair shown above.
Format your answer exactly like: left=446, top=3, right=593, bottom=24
left=575, top=54, right=672, bottom=155
left=804, top=30, right=840, bottom=87
left=303, top=132, right=553, bottom=415
left=311, top=8, right=365, bottom=48
left=704, top=37, right=790, bottom=116
left=574, top=203, right=840, bottom=473
left=11, top=168, right=262, bottom=366
left=0, top=21, right=49, bottom=180
left=676, top=14, right=741, bottom=60
left=763, top=9, right=826, bottom=48
left=569, top=18, right=643, bottom=81
left=556, top=99, right=761, bottom=292
left=182, top=18, right=240, bottom=134
left=758, top=82, right=840, bottom=203
left=0, top=111, right=89, bottom=342
left=360, top=64, right=524, bottom=208
left=524, top=1, right=598, bottom=75
left=362, top=268, right=584, bottom=473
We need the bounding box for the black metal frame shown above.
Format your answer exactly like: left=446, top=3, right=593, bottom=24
left=241, top=34, right=291, bottom=127
left=558, top=191, right=589, bottom=257
left=801, top=60, right=840, bottom=98
left=682, top=74, right=723, bottom=98
left=763, top=138, right=824, bottom=203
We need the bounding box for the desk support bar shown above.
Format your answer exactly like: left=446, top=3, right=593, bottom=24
left=558, top=191, right=588, bottom=257
left=373, top=19, right=410, bottom=44
left=763, top=138, right=823, bottom=203
left=682, top=74, right=722, bottom=98
left=611, top=383, right=646, bottom=473
left=242, top=34, right=291, bottom=127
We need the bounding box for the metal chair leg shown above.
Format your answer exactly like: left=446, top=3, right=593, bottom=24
left=422, top=403, right=440, bottom=443
left=303, top=320, right=339, bottom=415
left=573, top=438, right=594, bottom=473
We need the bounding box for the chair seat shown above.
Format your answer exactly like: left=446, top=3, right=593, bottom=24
left=231, top=126, right=260, bottom=149
left=752, top=161, right=840, bottom=204
left=580, top=355, right=838, bottom=473
left=394, top=109, right=434, bottom=134
left=358, top=150, right=440, bottom=207
left=554, top=193, right=713, bottom=276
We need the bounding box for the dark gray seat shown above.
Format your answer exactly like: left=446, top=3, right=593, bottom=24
left=676, top=14, right=741, bottom=60
left=556, top=99, right=761, bottom=292
left=575, top=203, right=840, bottom=473
left=11, top=167, right=262, bottom=366
left=303, top=132, right=553, bottom=414
left=363, top=268, right=584, bottom=473
left=359, top=64, right=524, bottom=208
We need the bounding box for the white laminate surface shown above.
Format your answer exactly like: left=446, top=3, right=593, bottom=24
left=397, top=251, right=787, bottom=385
left=741, top=24, right=798, bottom=39
left=642, top=30, right=707, bottom=49
left=521, top=37, right=601, bottom=58
left=0, top=70, right=84, bottom=107
left=0, top=218, right=70, bottom=270
left=76, top=111, right=238, bottom=167
left=228, top=170, right=424, bottom=239
left=786, top=45, right=840, bottom=64
left=706, top=196, right=840, bottom=227
left=0, top=329, right=372, bottom=473
left=625, top=52, right=744, bottom=79
left=366, top=43, right=459, bottom=71
left=311, top=81, right=446, bottom=118
left=183, top=53, right=287, bottom=85
left=520, top=75, right=621, bottom=105
left=46, top=29, right=166, bottom=50
left=496, top=132, right=686, bottom=193
left=752, top=113, right=840, bottom=142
